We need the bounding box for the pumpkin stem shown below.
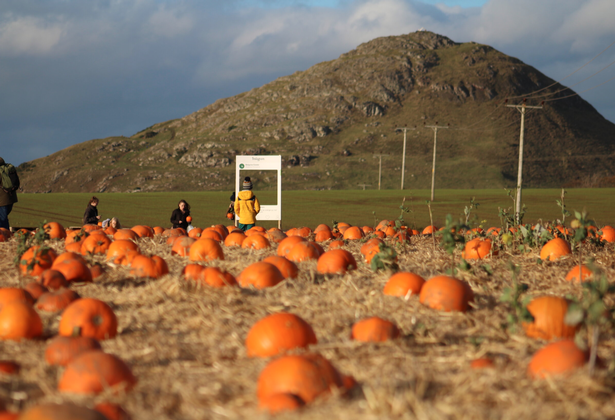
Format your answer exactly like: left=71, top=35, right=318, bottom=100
left=72, top=326, right=82, bottom=337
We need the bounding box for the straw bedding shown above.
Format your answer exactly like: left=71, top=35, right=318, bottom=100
left=1, top=233, right=615, bottom=420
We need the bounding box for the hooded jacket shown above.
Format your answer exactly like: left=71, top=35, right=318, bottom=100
left=234, top=190, right=260, bottom=225
left=0, top=157, right=18, bottom=207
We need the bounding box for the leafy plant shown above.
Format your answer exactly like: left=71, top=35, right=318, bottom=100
left=395, top=197, right=411, bottom=231
left=437, top=214, right=468, bottom=274
left=500, top=263, right=534, bottom=331
left=555, top=188, right=571, bottom=225
left=570, top=209, right=596, bottom=281
left=463, top=197, right=479, bottom=226
left=565, top=264, right=615, bottom=375
left=369, top=242, right=399, bottom=272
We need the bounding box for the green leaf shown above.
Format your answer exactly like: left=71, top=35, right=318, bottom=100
left=564, top=304, right=585, bottom=326
left=481, top=264, right=493, bottom=276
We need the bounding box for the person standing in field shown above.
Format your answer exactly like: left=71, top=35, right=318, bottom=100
left=83, top=196, right=101, bottom=225
left=170, top=199, right=191, bottom=230
left=234, top=177, right=260, bottom=232
left=0, top=157, right=19, bottom=230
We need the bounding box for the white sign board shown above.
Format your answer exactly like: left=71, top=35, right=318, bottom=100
left=235, top=155, right=282, bottom=222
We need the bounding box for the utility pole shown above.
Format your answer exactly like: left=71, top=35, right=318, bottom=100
left=424, top=122, right=449, bottom=201
left=373, top=154, right=390, bottom=190
left=395, top=125, right=416, bottom=190
left=506, top=99, right=543, bottom=224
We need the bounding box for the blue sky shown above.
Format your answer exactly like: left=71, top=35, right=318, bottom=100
left=0, top=0, right=613, bottom=166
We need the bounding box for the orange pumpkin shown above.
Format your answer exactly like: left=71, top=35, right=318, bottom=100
left=199, top=267, right=238, bottom=288
left=0, top=288, right=35, bottom=310
left=360, top=238, right=383, bottom=257
left=43, top=221, right=66, bottom=239
left=262, top=256, right=299, bottom=279
left=600, top=226, right=615, bottom=242
left=224, top=232, right=247, bottom=247
left=522, top=296, right=578, bottom=340
left=200, top=228, right=223, bottom=242
left=565, top=265, right=592, bottom=283
left=277, top=236, right=306, bottom=257
left=51, top=256, right=93, bottom=283
left=187, top=227, right=203, bottom=239
left=342, top=226, right=364, bottom=240
left=237, top=262, right=285, bottom=289
left=19, top=246, right=57, bottom=276
left=0, top=361, right=20, bottom=375
left=328, top=240, right=345, bottom=249
left=58, top=298, right=118, bottom=340
left=23, top=281, right=48, bottom=300
left=80, top=234, right=112, bottom=256
left=113, top=229, right=140, bottom=241
left=314, top=229, right=333, bottom=242
left=37, top=269, right=69, bottom=290
left=422, top=225, right=437, bottom=235
left=246, top=313, right=317, bottom=358
left=419, top=275, right=474, bottom=313
left=351, top=317, right=400, bottom=342
left=18, top=403, right=108, bottom=420
left=171, top=237, right=196, bottom=257
left=107, top=239, right=140, bottom=262
left=131, top=225, right=154, bottom=238
left=257, top=353, right=345, bottom=404
left=90, top=263, right=106, bottom=279
left=462, top=238, right=495, bottom=260
left=94, top=402, right=132, bottom=420
left=383, top=272, right=426, bottom=297
left=182, top=264, right=205, bottom=281
left=527, top=340, right=586, bottom=379
left=316, top=249, right=357, bottom=275
left=36, top=288, right=80, bottom=312
left=376, top=220, right=394, bottom=231
left=470, top=358, right=495, bottom=369
left=258, top=393, right=304, bottom=414
left=45, top=335, right=102, bottom=366
left=242, top=234, right=271, bottom=250
left=540, top=238, right=571, bottom=261
left=58, top=350, right=137, bottom=394
left=189, top=238, right=225, bottom=262
left=286, top=241, right=322, bottom=262
left=130, top=255, right=169, bottom=278
left=0, top=301, right=43, bottom=341
left=266, top=228, right=287, bottom=244
left=153, top=226, right=165, bottom=235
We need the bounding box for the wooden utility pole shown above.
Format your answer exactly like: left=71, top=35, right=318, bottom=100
left=506, top=99, right=543, bottom=223
left=395, top=126, right=416, bottom=190
left=424, top=123, right=449, bottom=201
left=373, top=154, right=390, bottom=190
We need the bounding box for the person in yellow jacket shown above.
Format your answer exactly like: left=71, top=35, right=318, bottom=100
left=234, top=177, right=260, bottom=231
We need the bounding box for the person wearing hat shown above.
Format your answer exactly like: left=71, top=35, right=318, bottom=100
left=234, top=177, right=260, bottom=232
left=0, top=157, right=19, bottom=230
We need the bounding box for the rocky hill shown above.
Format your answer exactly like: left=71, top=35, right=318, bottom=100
left=18, top=31, right=615, bottom=193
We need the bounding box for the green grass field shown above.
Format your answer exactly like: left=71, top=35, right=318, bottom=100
left=7, top=188, right=615, bottom=230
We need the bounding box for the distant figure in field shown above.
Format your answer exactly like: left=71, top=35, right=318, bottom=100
left=227, top=192, right=236, bottom=220
left=0, top=157, right=19, bottom=230
left=170, top=199, right=191, bottom=230
left=83, top=196, right=101, bottom=225
left=102, top=217, right=121, bottom=229
left=234, top=177, right=260, bottom=232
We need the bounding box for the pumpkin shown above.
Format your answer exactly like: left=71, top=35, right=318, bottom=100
left=187, top=227, right=203, bottom=238
left=0, top=288, right=35, bottom=310
left=58, top=350, right=137, bottom=394
left=419, top=275, right=474, bottom=313
left=316, top=249, right=357, bottom=275
left=392, top=230, right=411, bottom=244
left=200, top=229, right=223, bottom=242
left=80, top=234, right=112, bottom=256
left=182, top=264, right=205, bottom=281
left=171, top=237, right=196, bottom=257
left=0, top=301, right=43, bottom=341
left=277, top=236, right=306, bottom=257
left=36, top=288, right=80, bottom=312
left=266, top=228, right=287, bottom=244
left=246, top=312, right=317, bottom=358
left=131, top=225, right=154, bottom=238
left=51, top=256, right=93, bottom=283
left=113, top=229, right=140, bottom=241
left=117, top=250, right=142, bottom=266
left=376, top=220, right=394, bottom=231
left=237, top=262, right=285, bottom=289
left=470, top=358, right=495, bottom=369
left=257, top=353, right=345, bottom=404
left=83, top=224, right=102, bottom=232
left=37, top=269, right=69, bottom=290
left=43, top=221, right=66, bottom=239
left=342, top=226, right=364, bottom=240
left=58, top=298, right=118, bottom=340
left=189, top=238, right=225, bottom=262
left=328, top=240, right=345, bottom=249
left=262, top=256, right=299, bottom=279
left=241, top=234, right=271, bottom=250
left=199, top=267, right=238, bottom=288
left=45, top=335, right=102, bottom=366
left=153, top=226, right=165, bottom=235
left=107, top=240, right=140, bottom=262
left=522, top=296, right=578, bottom=340
left=258, top=393, right=304, bottom=414
left=600, top=226, right=615, bottom=242
left=94, top=402, right=132, bottom=420
left=314, top=224, right=332, bottom=233
left=527, top=340, right=586, bottom=379
left=286, top=241, right=322, bottom=262
left=90, top=263, right=106, bottom=279
left=383, top=272, right=426, bottom=297
left=130, top=255, right=169, bottom=278
left=19, top=246, right=57, bottom=276
left=0, top=361, right=20, bottom=375
left=351, top=317, right=400, bottom=342
left=422, top=225, right=437, bottom=235
left=540, top=238, right=572, bottom=261
left=18, top=403, right=108, bottom=420
left=565, top=265, right=592, bottom=283
left=462, top=238, right=495, bottom=260
left=314, top=229, right=333, bottom=242
left=362, top=226, right=374, bottom=234
left=66, top=229, right=88, bottom=245
left=211, top=224, right=229, bottom=240
left=224, top=232, right=247, bottom=247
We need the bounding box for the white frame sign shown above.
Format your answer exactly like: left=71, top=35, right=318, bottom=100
left=235, top=155, right=282, bottom=227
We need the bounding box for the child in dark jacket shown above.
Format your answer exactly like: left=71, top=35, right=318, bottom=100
left=170, top=200, right=191, bottom=229
left=83, top=196, right=100, bottom=225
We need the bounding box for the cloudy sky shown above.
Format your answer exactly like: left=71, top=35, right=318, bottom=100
left=1, top=0, right=614, bottom=166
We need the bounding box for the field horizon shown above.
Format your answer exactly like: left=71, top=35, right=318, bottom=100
left=8, top=188, right=615, bottom=231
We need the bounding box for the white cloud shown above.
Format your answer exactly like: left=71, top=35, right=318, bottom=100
left=147, top=7, right=195, bottom=37
left=0, top=16, right=66, bottom=55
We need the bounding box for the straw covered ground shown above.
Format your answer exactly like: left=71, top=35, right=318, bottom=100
left=1, top=231, right=615, bottom=420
